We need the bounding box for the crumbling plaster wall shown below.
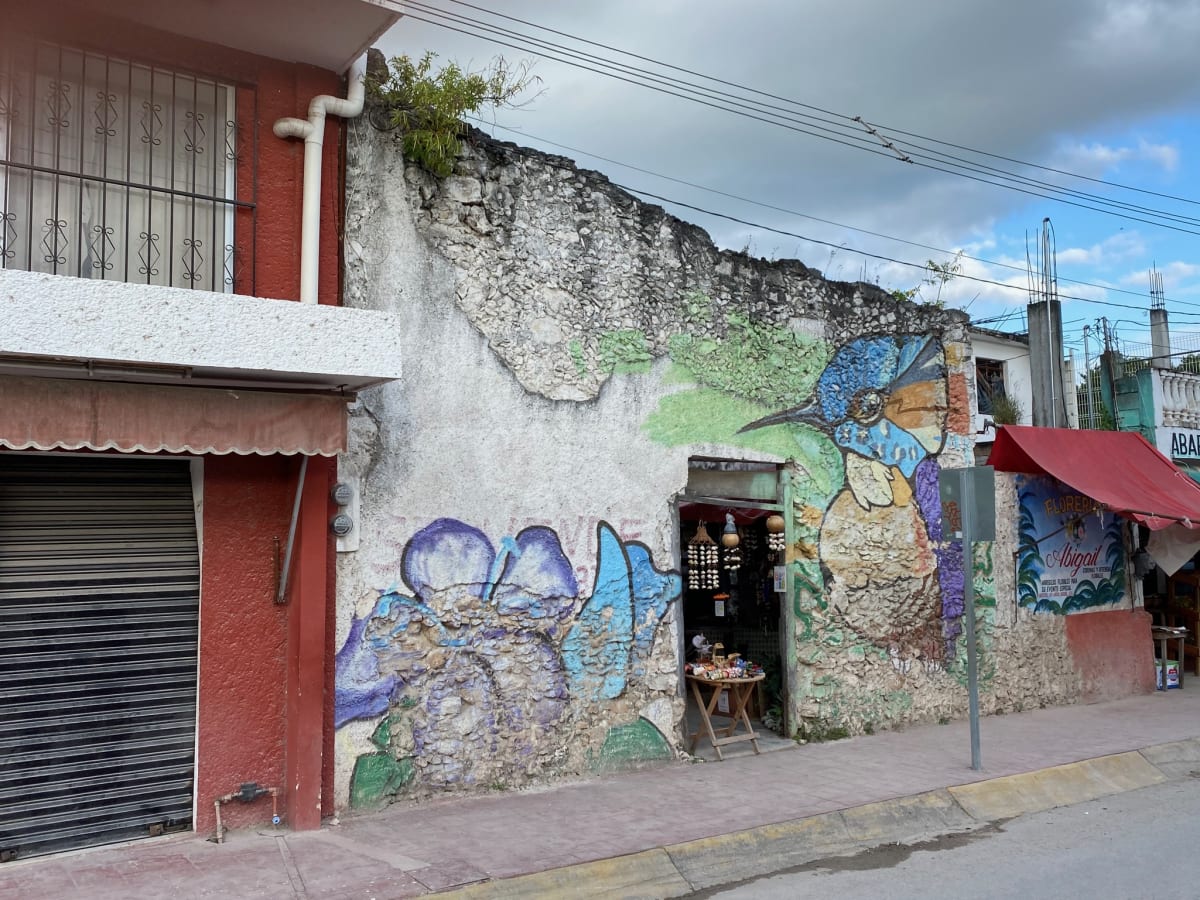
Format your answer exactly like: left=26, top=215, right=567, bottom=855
left=791, top=471, right=1081, bottom=740
left=334, top=108, right=1081, bottom=808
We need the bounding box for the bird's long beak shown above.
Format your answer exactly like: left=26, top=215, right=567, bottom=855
left=738, top=400, right=822, bottom=434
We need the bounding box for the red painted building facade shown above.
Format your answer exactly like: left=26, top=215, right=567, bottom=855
left=0, top=0, right=402, bottom=859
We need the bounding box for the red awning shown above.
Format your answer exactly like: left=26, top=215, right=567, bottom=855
left=986, top=425, right=1200, bottom=530
left=0, top=376, right=346, bottom=456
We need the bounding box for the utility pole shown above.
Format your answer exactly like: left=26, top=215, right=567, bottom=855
left=1026, top=218, right=1066, bottom=427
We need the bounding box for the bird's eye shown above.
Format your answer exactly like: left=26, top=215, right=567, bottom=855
left=849, top=389, right=885, bottom=423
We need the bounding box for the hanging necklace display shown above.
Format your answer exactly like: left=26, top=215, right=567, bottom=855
left=765, top=513, right=786, bottom=554
left=686, top=521, right=720, bottom=590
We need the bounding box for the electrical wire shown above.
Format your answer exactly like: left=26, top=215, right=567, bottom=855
left=434, top=0, right=1200, bottom=210
left=468, top=117, right=1200, bottom=310
left=441, top=129, right=1188, bottom=318
left=603, top=181, right=1164, bottom=313
left=402, top=1, right=1200, bottom=235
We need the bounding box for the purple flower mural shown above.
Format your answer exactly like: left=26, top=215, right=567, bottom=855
left=916, top=456, right=965, bottom=658
left=336, top=518, right=681, bottom=798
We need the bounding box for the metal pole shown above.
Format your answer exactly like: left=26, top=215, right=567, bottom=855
left=962, top=470, right=982, bottom=770
left=1083, top=326, right=1093, bottom=429
left=276, top=455, right=308, bottom=605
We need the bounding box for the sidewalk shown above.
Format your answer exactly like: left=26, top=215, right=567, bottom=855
left=4, top=690, right=1200, bottom=899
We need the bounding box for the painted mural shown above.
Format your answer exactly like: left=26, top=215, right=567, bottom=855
left=1016, top=474, right=1125, bottom=613
left=646, top=325, right=965, bottom=673
left=740, top=335, right=962, bottom=667
left=335, top=518, right=681, bottom=805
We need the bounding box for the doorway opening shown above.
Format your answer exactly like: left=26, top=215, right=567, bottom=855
left=676, top=459, right=792, bottom=759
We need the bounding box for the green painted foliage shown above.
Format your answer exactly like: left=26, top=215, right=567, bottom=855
left=349, top=753, right=415, bottom=808
left=569, top=339, right=588, bottom=379
left=598, top=330, right=653, bottom=374
left=1016, top=503, right=1044, bottom=609
left=644, top=390, right=841, bottom=480
left=591, top=719, right=673, bottom=773
left=666, top=313, right=828, bottom=409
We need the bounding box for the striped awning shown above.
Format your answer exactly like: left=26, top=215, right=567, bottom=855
left=0, top=376, right=346, bottom=456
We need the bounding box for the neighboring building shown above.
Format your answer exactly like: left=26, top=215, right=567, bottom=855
left=329, top=117, right=1149, bottom=812
left=1112, top=365, right=1200, bottom=483
left=970, top=327, right=1033, bottom=456
left=0, top=2, right=403, bottom=859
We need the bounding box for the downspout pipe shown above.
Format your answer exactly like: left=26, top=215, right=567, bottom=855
left=272, top=57, right=366, bottom=304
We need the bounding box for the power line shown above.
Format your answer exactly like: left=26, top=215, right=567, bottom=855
left=402, top=1, right=1200, bottom=235
left=399, top=6, right=899, bottom=160
left=435, top=0, right=1200, bottom=208
left=438, top=122, right=1190, bottom=317
left=622, top=186, right=1175, bottom=312
left=523, top=146, right=1170, bottom=314
left=469, top=117, right=1200, bottom=311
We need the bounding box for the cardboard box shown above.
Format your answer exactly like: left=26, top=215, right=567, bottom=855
left=1156, top=659, right=1181, bottom=689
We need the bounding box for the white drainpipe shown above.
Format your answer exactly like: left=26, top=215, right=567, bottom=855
left=272, top=57, right=366, bottom=304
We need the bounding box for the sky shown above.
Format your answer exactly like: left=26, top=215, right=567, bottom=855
left=378, top=0, right=1200, bottom=365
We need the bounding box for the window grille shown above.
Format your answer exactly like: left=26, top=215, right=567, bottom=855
left=975, top=359, right=1005, bottom=415
left=0, top=40, right=251, bottom=293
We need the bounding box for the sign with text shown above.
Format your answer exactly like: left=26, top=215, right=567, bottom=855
left=1014, top=474, right=1125, bottom=614
left=1158, top=427, right=1200, bottom=461
left=937, top=467, right=996, bottom=542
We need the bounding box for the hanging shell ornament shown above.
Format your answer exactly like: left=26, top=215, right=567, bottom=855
left=686, top=521, right=720, bottom=590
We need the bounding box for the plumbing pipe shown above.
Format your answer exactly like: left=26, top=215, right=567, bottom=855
left=275, top=456, right=308, bottom=605
left=213, top=785, right=280, bottom=844
left=272, top=57, right=366, bottom=304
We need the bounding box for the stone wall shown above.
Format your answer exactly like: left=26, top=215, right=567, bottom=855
left=333, top=105, right=1107, bottom=811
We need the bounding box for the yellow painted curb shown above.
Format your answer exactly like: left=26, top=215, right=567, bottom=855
left=665, top=811, right=851, bottom=890
left=444, top=849, right=692, bottom=899
left=948, top=751, right=1166, bottom=820
left=839, top=789, right=976, bottom=843
left=442, top=748, right=1184, bottom=898
left=1139, top=737, right=1200, bottom=778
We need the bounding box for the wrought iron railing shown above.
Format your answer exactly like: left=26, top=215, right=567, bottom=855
left=0, top=40, right=254, bottom=293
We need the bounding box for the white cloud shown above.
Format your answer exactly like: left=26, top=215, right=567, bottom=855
left=1119, top=260, right=1200, bottom=288
left=1056, top=231, right=1147, bottom=266
left=380, top=0, right=1200, bottom=337
left=1057, top=139, right=1180, bottom=175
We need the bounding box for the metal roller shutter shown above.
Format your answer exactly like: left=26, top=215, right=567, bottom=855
left=0, top=455, right=200, bottom=861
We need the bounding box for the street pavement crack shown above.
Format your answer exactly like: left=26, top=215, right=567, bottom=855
left=276, top=834, right=308, bottom=897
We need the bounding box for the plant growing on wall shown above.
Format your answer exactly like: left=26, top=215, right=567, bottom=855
left=367, top=51, right=539, bottom=176
left=888, top=253, right=963, bottom=308
left=989, top=392, right=1023, bottom=426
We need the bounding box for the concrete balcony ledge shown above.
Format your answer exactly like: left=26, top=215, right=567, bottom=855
left=1157, top=369, right=1200, bottom=429
left=0, top=269, right=402, bottom=393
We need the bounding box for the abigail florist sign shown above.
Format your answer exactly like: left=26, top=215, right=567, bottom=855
left=1015, top=474, right=1125, bottom=614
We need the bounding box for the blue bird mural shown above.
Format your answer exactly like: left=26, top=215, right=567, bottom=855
left=741, top=334, right=957, bottom=667
left=741, top=334, right=947, bottom=507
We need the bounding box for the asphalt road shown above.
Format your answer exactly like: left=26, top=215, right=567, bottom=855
left=698, top=777, right=1200, bottom=899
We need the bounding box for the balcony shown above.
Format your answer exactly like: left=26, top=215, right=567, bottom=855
left=0, top=17, right=404, bottom=400
left=14, top=1, right=403, bottom=75
left=1159, top=370, right=1200, bottom=430
left=0, top=267, right=402, bottom=394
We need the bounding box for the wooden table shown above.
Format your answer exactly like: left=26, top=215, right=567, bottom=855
left=1152, top=625, right=1187, bottom=690
left=686, top=673, right=765, bottom=760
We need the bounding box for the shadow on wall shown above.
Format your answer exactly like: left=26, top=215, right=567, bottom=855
left=335, top=519, right=681, bottom=806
